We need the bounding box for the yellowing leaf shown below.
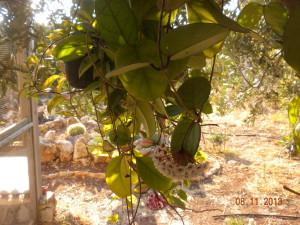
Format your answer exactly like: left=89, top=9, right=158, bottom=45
left=106, top=156, right=131, bottom=198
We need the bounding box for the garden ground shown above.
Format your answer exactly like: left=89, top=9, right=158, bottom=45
left=42, top=110, right=300, bottom=225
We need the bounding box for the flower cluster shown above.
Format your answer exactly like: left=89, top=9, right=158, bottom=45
left=152, top=146, right=209, bottom=181
left=146, top=192, right=167, bottom=210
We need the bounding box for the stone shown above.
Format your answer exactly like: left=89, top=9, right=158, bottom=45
left=44, top=130, right=56, bottom=142
left=44, top=117, right=66, bottom=130
left=56, top=140, right=74, bottom=162
left=86, top=119, right=98, bottom=130
left=39, top=191, right=56, bottom=224
left=77, top=158, right=91, bottom=166
left=80, top=115, right=90, bottom=124
left=73, top=137, right=89, bottom=160
left=17, top=205, right=30, bottom=223
left=40, top=138, right=57, bottom=163
left=66, top=117, right=80, bottom=126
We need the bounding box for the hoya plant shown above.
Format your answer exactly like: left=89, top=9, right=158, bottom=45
left=29, top=0, right=300, bottom=223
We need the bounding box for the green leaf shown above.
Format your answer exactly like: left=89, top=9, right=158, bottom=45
left=283, top=6, right=300, bottom=72
left=109, top=125, right=131, bottom=146
left=202, top=101, right=213, bottom=114
left=116, top=41, right=167, bottom=101
left=153, top=98, right=168, bottom=116
left=136, top=156, right=172, bottom=191
left=161, top=23, right=229, bottom=60
left=52, top=33, right=93, bottom=62
left=79, top=54, right=99, bottom=78
left=177, top=76, right=211, bottom=109
left=166, top=58, right=188, bottom=80
left=172, top=196, right=186, bottom=208
left=107, top=89, right=126, bottom=116
left=187, top=0, right=249, bottom=33
left=106, top=62, right=150, bottom=79
left=136, top=100, right=156, bottom=138
left=203, top=41, right=224, bottom=58
left=78, top=0, right=95, bottom=21
left=47, top=95, right=67, bottom=113
left=131, top=0, right=156, bottom=26
left=264, top=2, right=289, bottom=36
left=157, top=0, right=187, bottom=12
left=43, top=74, right=61, bottom=89
left=106, top=156, right=131, bottom=198
left=177, top=189, right=188, bottom=201
left=187, top=53, right=206, bottom=69
left=166, top=104, right=183, bottom=117
left=171, top=118, right=194, bottom=153
left=288, top=96, right=300, bottom=126
left=182, top=122, right=200, bottom=156
left=95, top=0, right=138, bottom=49
left=237, top=2, right=263, bottom=29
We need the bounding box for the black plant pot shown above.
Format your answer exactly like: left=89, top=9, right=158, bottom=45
left=65, top=57, right=96, bottom=89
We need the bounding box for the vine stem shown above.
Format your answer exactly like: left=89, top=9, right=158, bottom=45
left=158, top=192, right=185, bottom=225
left=283, top=185, right=300, bottom=196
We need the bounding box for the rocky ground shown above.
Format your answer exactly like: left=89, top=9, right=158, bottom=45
left=41, top=110, right=300, bottom=225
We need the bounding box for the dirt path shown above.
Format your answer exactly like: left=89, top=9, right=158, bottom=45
left=42, top=111, right=300, bottom=225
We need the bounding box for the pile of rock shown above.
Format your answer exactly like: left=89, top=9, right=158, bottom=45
left=39, top=116, right=108, bottom=165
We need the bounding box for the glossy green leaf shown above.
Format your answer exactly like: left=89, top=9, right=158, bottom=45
left=171, top=118, right=193, bottom=153
left=166, top=104, right=183, bottom=117
left=95, top=0, right=138, bottom=49
left=264, top=2, right=288, bottom=36
left=106, top=156, right=131, bottom=198
left=177, top=189, right=188, bottom=201
left=136, top=156, right=172, bottom=191
left=177, top=76, right=211, bottom=109
left=153, top=98, right=168, bottom=116
left=161, top=23, right=229, bottom=60
left=106, top=62, right=150, bottom=79
left=182, top=122, right=200, bottom=156
left=203, top=41, right=224, bottom=58
left=78, top=0, right=95, bottom=21
left=288, top=96, right=300, bottom=126
left=47, top=95, right=67, bottom=113
left=121, top=68, right=167, bottom=101
left=187, top=53, right=206, bottom=69
left=136, top=100, right=156, bottom=138
left=157, top=0, right=187, bottom=12
left=237, top=2, right=263, bottom=29
left=187, top=0, right=249, bottom=33
left=52, top=33, right=92, bottom=62
left=109, top=125, right=131, bottom=146
left=131, top=0, right=156, bottom=26
left=283, top=6, right=300, bottom=72
left=202, top=101, right=213, bottom=114
left=79, top=54, right=99, bottom=78
left=166, top=58, right=188, bottom=79
left=43, top=74, right=61, bottom=89
left=172, top=196, right=186, bottom=208
left=116, top=41, right=167, bottom=101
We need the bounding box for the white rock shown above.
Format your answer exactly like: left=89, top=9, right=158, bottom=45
left=80, top=115, right=90, bottom=124
left=45, top=117, right=66, bottom=130
left=73, top=137, right=89, bottom=160
left=44, top=130, right=56, bottom=142
left=56, top=140, right=74, bottom=162
left=66, top=117, right=80, bottom=126
left=40, top=138, right=57, bottom=163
